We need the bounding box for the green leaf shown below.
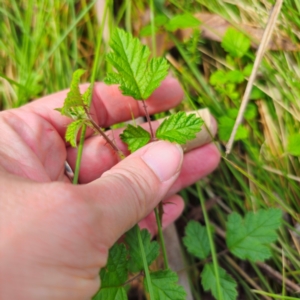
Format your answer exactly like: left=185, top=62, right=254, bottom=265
left=65, top=119, right=86, bottom=147
left=250, top=86, right=265, bottom=100
left=226, top=70, right=244, bottom=84
left=210, top=70, right=228, bottom=86
left=226, top=208, right=282, bottom=261
left=218, top=116, right=248, bottom=141
left=105, top=29, right=169, bottom=100
left=287, top=133, right=300, bottom=156
left=201, top=264, right=237, bottom=300
left=140, top=14, right=168, bottom=36
left=165, top=13, right=201, bottom=32
left=221, top=28, right=250, bottom=58
left=183, top=220, right=211, bottom=260
left=95, top=244, right=129, bottom=299
left=94, top=287, right=128, bottom=300
left=100, top=243, right=128, bottom=287
left=125, top=226, right=159, bottom=273
left=144, top=270, right=187, bottom=300
left=56, top=69, right=89, bottom=120
left=156, top=112, right=203, bottom=144
left=120, top=124, right=151, bottom=153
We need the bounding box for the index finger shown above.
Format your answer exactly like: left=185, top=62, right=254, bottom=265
left=22, top=77, right=184, bottom=138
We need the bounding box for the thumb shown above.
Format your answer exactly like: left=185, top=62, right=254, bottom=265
left=85, top=141, right=183, bottom=246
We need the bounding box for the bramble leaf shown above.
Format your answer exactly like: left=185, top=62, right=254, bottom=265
left=125, top=226, right=159, bottom=273
left=183, top=220, right=211, bottom=260
left=120, top=124, right=151, bottom=153
left=100, top=243, right=128, bottom=287
left=165, top=13, right=201, bottom=31
left=201, top=264, right=237, bottom=300
left=65, top=119, right=86, bottom=147
left=105, top=28, right=169, bottom=100
left=221, top=28, right=250, bottom=58
left=226, top=208, right=282, bottom=261
left=56, top=69, right=88, bottom=120
left=95, top=243, right=128, bottom=299
left=156, top=112, right=203, bottom=144
left=144, top=270, right=187, bottom=300
left=287, top=133, right=300, bottom=156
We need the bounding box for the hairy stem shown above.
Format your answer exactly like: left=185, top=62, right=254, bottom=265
left=88, top=117, right=124, bottom=159
left=141, top=100, right=154, bottom=140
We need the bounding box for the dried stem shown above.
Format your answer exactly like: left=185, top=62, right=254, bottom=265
left=225, top=0, right=284, bottom=155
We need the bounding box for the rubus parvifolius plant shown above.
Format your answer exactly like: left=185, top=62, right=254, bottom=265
left=55, top=27, right=284, bottom=300
left=56, top=28, right=203, bottom=300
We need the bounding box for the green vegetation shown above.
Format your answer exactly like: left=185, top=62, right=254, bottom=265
left=1, top=0, right=300, bottom=299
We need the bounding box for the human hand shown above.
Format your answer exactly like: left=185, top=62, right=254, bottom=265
left=0, top=77, right=220, bottom=299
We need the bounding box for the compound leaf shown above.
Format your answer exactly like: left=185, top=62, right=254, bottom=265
left=201, top=264, right=237, bottom=300
left=226, top=208, right=282, bottom=262
left=125, top=226, right=159, bottom=273
left=156, top=112, right=203, bottom=144
left=221, top=28, right=250, bottom=58
left=120, top=124, right=151, bottom=153
left=105, top=28, right=169, bottom=100
left=144, top=270, right=186, bottom=300
left=65, top=119, right=86, bottom=147
left=183, top=220, right=211, bottom=260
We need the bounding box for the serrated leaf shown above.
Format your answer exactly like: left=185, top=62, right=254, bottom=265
left=226, top=208, right=282, bottom=262
left=165, top=13, right=201, bottom=31
left=65, top=119, right=85, bottom=147
left=144, top=270, right=187, bottom=300
left=221, top=28, right=250, bottom=58
left=100, top=243, right=128, bottom=288
left=125, top=226, right=159, bottom=273
left=183, top=220, right=211, bottom=260
left=287, top=133, right=300, bottom=156
left=56, top=69, right=89, bottom=120
left=156, top=112, right=203, bottom=144
left=218, top=116, right=248, bottom=141
left=201, top=264, right=237, bottom=300
left=82, top=85, right=92, bottom=106
left=120, top=124, right=151, bottom=153
left=105, top=29, right=169, bottom=100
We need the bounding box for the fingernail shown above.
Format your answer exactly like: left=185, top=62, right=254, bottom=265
left=141, top=141, right=183, bottom=182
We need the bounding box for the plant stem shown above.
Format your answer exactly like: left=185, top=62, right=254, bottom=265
left=73, top=0, right=111, bottom=184
left=88, top=118, right=125, bottom=159
left=136, top=225, right=155, bottom=300
left=196, top=183, right=222, bottom=300
left=142, top=100, right=155, bottom=140
left=154, top=207, right=169, bottom=269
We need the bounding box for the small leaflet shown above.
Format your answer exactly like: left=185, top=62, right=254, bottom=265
left=65, top=119, right=85, bottom=147
left=125, top=226, right=159, bottom=273
left=226, top=208, right=282, bottom=261
left=156, top=112, right=203, bottom=144
left=95, top=243, right=128, bottom=300
left=144, top=269, right=187, bottom=300
left=104, top=28, right=169, bottom=100
left=183, top=220, right=211, bottom=260
left=201, top=264, right=237, bottom=300
left=120, top=125, right=151, bottom=153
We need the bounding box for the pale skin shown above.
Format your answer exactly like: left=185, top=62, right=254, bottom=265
left=0, top=77, right=220, bottom=299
